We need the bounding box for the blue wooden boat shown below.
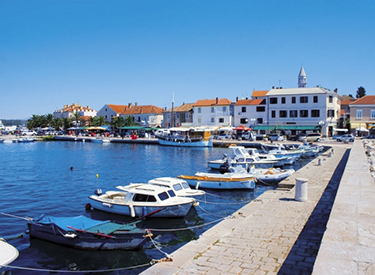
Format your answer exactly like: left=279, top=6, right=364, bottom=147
left=27, top=215, right=150, bottom=250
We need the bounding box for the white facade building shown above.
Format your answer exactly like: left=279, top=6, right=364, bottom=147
left=54, top=103, right=97, bottom=119
left=266, top=87, right=340, bottom=137
left=192, top=98, right=232, bottom=127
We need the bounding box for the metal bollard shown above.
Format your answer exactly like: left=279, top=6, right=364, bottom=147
left=318, top=159, right=321, bottom=166
left=295, top=178, right=308, bottom=202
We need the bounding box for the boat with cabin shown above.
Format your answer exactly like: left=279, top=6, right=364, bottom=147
left=208, top=145, right=279, bottom=170
left=156, top=127, right=213, bottom=147
left=89, top=184, right=197, bottom=218
left=247, top=148, right=295, bottom=166
left=147, top=177, right=206, bottom=197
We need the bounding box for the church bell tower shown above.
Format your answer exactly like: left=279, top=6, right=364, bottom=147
left=298, top=66, right=307, bottom=88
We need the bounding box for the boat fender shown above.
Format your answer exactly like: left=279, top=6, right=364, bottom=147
left=129, top=205, right=135, bottom=218
left=196, top=182, right=200, bottom=190
left=85, top=203, right=92, bottom=210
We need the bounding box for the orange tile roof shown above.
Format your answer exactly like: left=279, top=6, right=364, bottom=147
left=234, top=99, right=264, bottom=105
left=350, top=96, right=375, bottom=105
left=251, top=90, right=268, bottom=97
left=340, top=109, right=345, bottom=115
left=121, top=105, right=163, bottom=115
left=107, top=104, right=129, bottom=114
left=193, top=98, right=232, bottom=107
left=340, top=99, right=355, bottom=106
left=165, top=103, right=194, bottom=112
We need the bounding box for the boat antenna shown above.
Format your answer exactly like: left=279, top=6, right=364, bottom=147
left=171, top=93, right=175, bottom=128
left=95, top=174, right=102, bottom=195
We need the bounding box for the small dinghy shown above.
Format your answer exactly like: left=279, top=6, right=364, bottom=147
left=27, top=214, right=150, bottom=250
left=249, top=166, right=295, bottom=184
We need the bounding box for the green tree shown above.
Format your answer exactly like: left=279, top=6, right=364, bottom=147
left=124, top=116, right=137, bottom=126
left=356, top=86, right=366, bottom=98
left=110, top=116, right=126, bottom=130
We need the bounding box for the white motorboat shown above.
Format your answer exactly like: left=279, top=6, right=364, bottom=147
left=13, top=137, right=35, bottom=143
left=178, top=167, right=256, bottom=190
left=147, top=177, right=206, bottom=197
left=249, top=166, right=295, bottom=184
left=262, top=143, right=303, bottom=160
left=89, top=184, right=196, bottom=218
left=156, top=127, right=213, bottom=147
left=91, top=138, right=110, bottom=144
left=208, top=146, right=278, bottom=170
left=0, top=240, right=19, bottom=266
left=247, top=148, right=294, bottom=166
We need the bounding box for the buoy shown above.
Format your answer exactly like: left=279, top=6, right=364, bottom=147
left=96, top=174, right=99, bottom=178
left=70, top=166, right=73, bottom=171
left=85, top=203, right=91, bottom=210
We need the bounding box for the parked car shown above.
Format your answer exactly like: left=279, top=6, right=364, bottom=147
left=268, top=134, right=285, bottom=141
left=337, top=134, right=354, bottom=142
left=298, top=133, right=322, bottom=142
left=21, top=130, right=37, bottom=136
left=242, top=131, right=254, bottom=141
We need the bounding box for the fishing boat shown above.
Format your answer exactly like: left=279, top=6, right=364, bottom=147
left=156, top=127, right=213, bottom=147
left=0, top=239, right=19, bottom=266
left=89, top=184, right=197, bottom=218
left=27, top=214, right=149, bottom=250
left=248, top=166, right=295, bottom=184
left=12, top=137, right=35, bottom=143
left=178, top=168, right=256, bottom=190
left=261, top=143, right=303, bottom=160
left=147, top=177, right=206, bottom=197
left=208, top=145, right=279, bottom=170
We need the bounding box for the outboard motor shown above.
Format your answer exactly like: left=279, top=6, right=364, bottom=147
left=94, top=189, right=102, bottom=196
left=219, top=161, right=230, bottom=174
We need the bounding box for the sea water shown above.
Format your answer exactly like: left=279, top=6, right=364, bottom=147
left=0, top=141, right=308, bottom=274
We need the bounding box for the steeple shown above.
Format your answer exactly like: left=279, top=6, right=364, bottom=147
left=298, top=66, right=307, bottom=88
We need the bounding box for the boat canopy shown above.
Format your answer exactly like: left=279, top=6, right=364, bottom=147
left=34, top=215, right=107, bottom=231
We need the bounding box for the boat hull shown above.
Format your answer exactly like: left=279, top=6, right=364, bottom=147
left=27, top=222, right=146, bottom=251
left=208, top=160, right=275, bottom=170
left=187, top=179, right=255, bottom=190
left=157, top=137, right=213, bottom=147
left=89, top=196, right=193, bottom=218
left=254, top=169, right=295, bottom=184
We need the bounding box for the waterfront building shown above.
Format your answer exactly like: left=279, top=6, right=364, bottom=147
left=349, top=95, right=375, bottom=135
left=119, top=103, right=163, bottom=127
left=162, top=103, right=194, bottom=127
left=54, top=103, right=97, bottom=119
left=96, top=104, right=130, bottom=122
left=233, top=97, right=266, bottom=129
left=192, top=98, right=232, bottom=127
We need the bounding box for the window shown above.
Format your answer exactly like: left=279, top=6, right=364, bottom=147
left=158, top=192, right=169, bottom=201
left=241, top=107, right=246, bottom=112
left=281, top=97, right=286, bottom=104
left=219, top=118, right=224, bottom=123
left=197, top=116, right=201, bottom=123
left=173, top=184, right=182, bottom=191
left=300, top=96, right=308, bottom=103
left=133, top=194, right=156, bottom=202
left=167, top=190, right=176, bottom=197
left=257, top=118, right=263, bottom=124
left=198, top=108, right=201, bottom=113
left=327, top=110, right=335, bottom=117
left=311, top=110, right=320, bottom=117
left=240, top=118, right=248, bottom=124
left=256, top=106, right=265, bottom=112
left=329, top=96, right=333, bottom=103
left=313, top=96, right=318, bottom=103
left=300, top=110, right=308, bottom=117
left=290, top=110, right=298, bottom=118
left=185, top=113, right=189, bottom=119
left=271, top=110, right=276, bottom=118
left=222, top=106, right=227, bottom=112
left=292, top=97, right=296, bottom=104
left=270, top=97, right=278, bottom=104
left=371, top=110, right=375, bottom=119
left=279, top=110, right=287, bottom=117
left=356, top=109, right=362, bottom=119
left=211, top=107, right=215, bottom=113
left=211, top=117, right=215, bottom=123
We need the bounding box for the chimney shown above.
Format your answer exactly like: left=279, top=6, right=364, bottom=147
left=216, top=97, right=219, bottom=105
left=135, top=102, right=138, bottom=106
left=246, top=97, right=248, bottom=100
left=272, top=86, right=275, bottom=89
left=236, top=97, right=238, bottom=102
left=128, top=103, right=132, bottom=108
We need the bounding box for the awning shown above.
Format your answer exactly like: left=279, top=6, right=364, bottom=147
left=233, top=125, right=250, bottom=131
left=119, top=126, right=145, bottom=130
left=253, top=125, right=275, bottom=130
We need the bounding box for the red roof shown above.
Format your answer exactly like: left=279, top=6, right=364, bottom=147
left=350, top=96, right=375, bottom=105
left=193, top=98, right=232, bottom=107
left=340, top=99, right=355, bottom=106
left=251, top=90, right=268, bottom=97
left=234, top=99, right=264, bottom=105
left=121, top=105, right=163, bottom=115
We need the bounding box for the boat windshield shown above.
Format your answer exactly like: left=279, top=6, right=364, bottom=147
left=173, top=184, right=182, bottom=191
left=133, top=194, right=157, bottom=202
left=158, top=192, right=169, bottom=201
left=181, top=182, right=190, bottom=189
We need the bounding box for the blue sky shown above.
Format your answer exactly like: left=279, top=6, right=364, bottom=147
left=1, top=0, right=374, bottom=119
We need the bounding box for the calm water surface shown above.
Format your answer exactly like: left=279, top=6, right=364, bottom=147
left=0, top=141, right=309, bottom=274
